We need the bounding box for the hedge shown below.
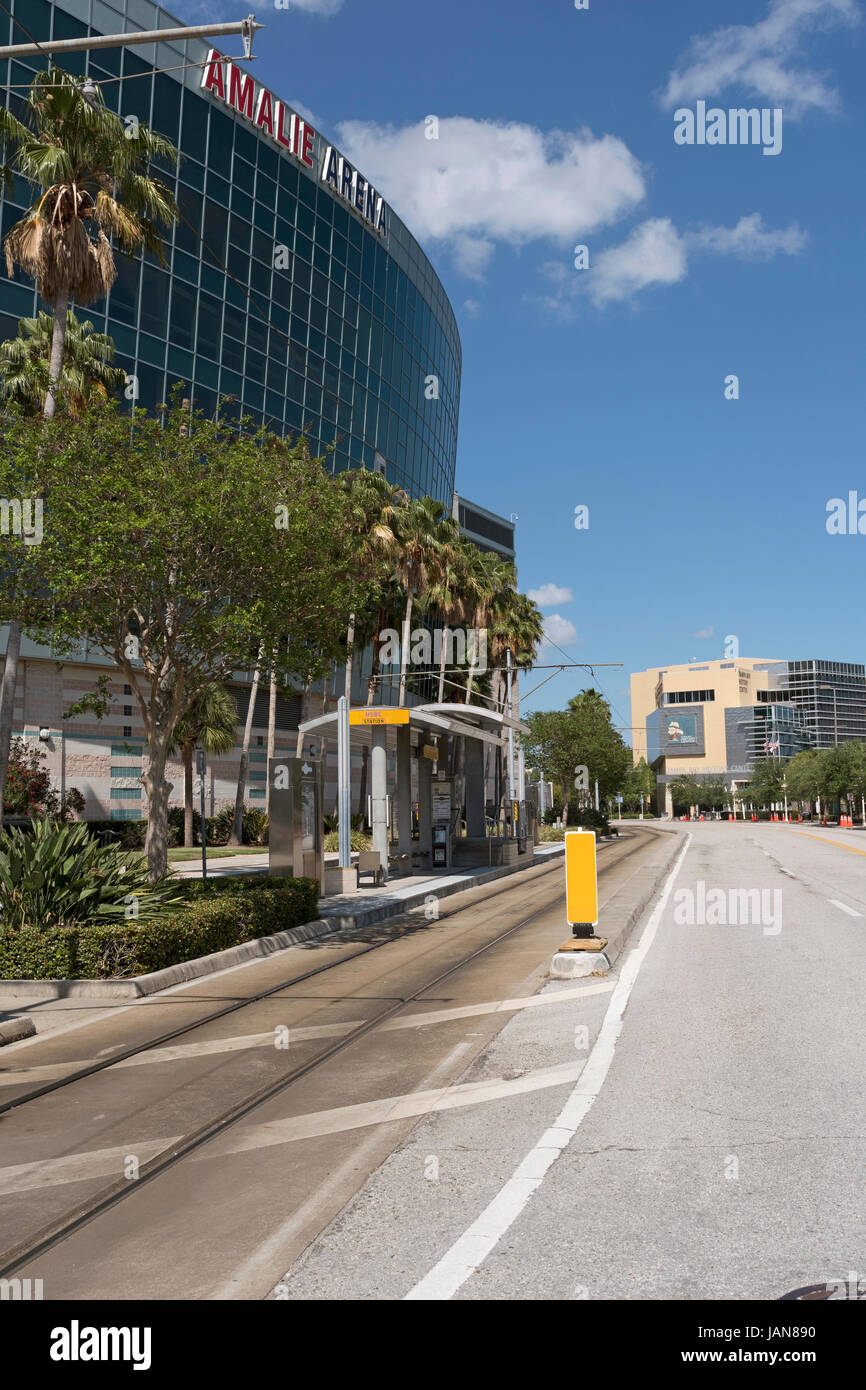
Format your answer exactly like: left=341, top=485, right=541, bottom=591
left=0, top=877, right=319, bottom=980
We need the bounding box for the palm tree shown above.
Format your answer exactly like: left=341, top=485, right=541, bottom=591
left=463, top=549, right=515, bottom=705
left=0, top=307, right=126, bottom=414
left=0, top=68, right=177, bottom=824
left=393, top=495, right=455, bottom=706
left=167, top=682, right=237, bottom=848
left=0, top=68, right=177, bottom=419
left=336, top=469, right=400, bottom=704
left=491, top=589, right=544, bottom=720
left=420, top=533, right=472, bottom=704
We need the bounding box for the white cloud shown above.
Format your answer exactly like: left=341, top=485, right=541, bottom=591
left=540, top=615, right=580, bottom=649
left=462, top=298, right=481, bottom=317
left=689, top=627, right=716, bottom=639
left=689, top=212, right=808, bottom=258
left=527, top=583, right=574, bottom=608
left=289, top=98, right=323, bottom=129
left=585, top=218, right=688, bottom=307
left=661, top=0, right=860, bottom=118
left=538, top=212, right=806, bottom=313
left=334, top=117, right=646, bottom=276
left=286, top=0, right=345, bottom=13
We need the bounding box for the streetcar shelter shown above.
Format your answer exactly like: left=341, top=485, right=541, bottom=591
left=295, top=701, right=531, bottom=890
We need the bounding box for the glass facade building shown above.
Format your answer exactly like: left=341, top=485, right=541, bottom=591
left=0, top=0, right=461, bottom=502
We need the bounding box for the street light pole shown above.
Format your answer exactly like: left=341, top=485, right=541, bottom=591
left=0, top=15, right=263, bottom=59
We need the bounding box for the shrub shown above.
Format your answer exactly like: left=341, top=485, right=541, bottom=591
left=324, top=828, right=370, bottom=852
left=0, top=819, right=184, bottom=930
left=86, top=818, right=148, bottom=850
left=4, top=738, right=85, bottom=821
left=0, top=876, right=320, bottom=979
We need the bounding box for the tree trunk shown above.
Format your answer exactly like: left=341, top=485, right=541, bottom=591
left=230, top=644, right=264, bottom=845
left=0, top=294, right=66, bottom=820
left=265, top=654, right=277, bottom=815
left=143, top=735, right=172, bottom=880
left=295, top=681, right=311, bottom=758
left=0, top=619, right=22, bottom=828
left=183, top=739, right=195, bottom=847
left=43, top=288, right=69, bottom=421
left=561, top=781, right=570, bottom=828
left=398, top=592, right=413, bottom=706
left=437, top=626, right=450, bottom=704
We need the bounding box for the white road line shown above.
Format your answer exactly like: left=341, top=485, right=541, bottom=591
left=0, top=1061, right=586, bottom=1196
left=828, top=899, right=863, bottom=918
left=0, top=982, right=614, bottom=1087
left=404, top=833, right=692, bottom=1301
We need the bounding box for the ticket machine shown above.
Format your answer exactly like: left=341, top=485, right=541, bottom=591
left=268, top=755, right=325, bottom=891
left=431, top=778, right=452, bottom=868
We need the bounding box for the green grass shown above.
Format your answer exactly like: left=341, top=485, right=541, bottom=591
left=167, top=845, right=269, bottom=862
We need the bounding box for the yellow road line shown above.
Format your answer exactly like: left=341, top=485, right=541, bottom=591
left=783, top=828, right=866, bottom=857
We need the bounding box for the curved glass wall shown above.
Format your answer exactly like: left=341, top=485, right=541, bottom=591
left=0, top=0, right=461, bottom=503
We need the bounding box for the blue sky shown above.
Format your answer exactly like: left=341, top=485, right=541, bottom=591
left=190, top=0, right=866, bottom=741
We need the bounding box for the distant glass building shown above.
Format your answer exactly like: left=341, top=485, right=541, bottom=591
left=0, top=0, right=461, bottom=502
left=778, top=659, right=866, bottom=748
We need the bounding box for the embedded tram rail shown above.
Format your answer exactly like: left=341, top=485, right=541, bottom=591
left=0, top=826, right=670, bottom=1289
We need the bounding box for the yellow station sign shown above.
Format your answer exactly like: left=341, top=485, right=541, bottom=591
left=565, top=830, right=598, bottom=928
left=349, top=708, right=410, bottom=726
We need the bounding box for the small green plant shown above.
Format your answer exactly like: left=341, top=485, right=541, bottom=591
left=0, top=819, right=185, bottom=930
left=324, top=828, right=371, bottom=853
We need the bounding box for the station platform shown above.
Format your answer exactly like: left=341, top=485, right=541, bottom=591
left=0, top=843, right=567, bottom=1042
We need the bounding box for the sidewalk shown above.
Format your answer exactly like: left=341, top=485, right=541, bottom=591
left=0, top=844, right=567, bottom=1039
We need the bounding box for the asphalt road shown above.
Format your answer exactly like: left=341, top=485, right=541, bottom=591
left=274, top=821, right=866, bottom=1301
left=7, top=820, right=860, bottom=1302
left=0, top=829, right=663, bottom=1299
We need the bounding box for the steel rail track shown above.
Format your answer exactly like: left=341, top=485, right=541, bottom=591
left=0, top=828, right=665, bottom=1277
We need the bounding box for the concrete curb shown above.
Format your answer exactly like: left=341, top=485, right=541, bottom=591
left=550, top=827, right=682, bottom=979
left=0, top=1015, right=36, bottom=1045
left=0, top=846, right=567, bottom=1001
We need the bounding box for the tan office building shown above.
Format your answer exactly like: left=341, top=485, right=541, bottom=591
left=631, top=657, right=792, bottom=816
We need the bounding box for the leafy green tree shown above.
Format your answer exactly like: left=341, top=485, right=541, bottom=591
left=0, top=68, right=178, bottom=826
left=6, top=398, right=368, bottom=878
left=668, top=772, right=703, bottom=814
left=784, top=748, right=823, bottom=814
left=167, top=681, right=237, bottom=848
left=741, top=757, right=786, bottom=813
left=565, top=689, right=631, bottom=816
left=524, top=689, right=630, bottom=827
left=621, top=756, right=656, bottom=812
left=523, top=709, right=581, bottom=823
left=3, top=735, right=85, bottom=820
left=0, top=308, right=125, bottom=415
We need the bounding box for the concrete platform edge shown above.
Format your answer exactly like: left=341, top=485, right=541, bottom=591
left=0, top=845, right=568, bottom=1001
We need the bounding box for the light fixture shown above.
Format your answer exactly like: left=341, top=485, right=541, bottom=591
left=80, top=75, right=99, bottom=103
left=38, top=727, right=50, bottom=741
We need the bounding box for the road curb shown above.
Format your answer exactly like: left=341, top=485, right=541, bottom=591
left=550, top=828, right=682, bottom=979
left=0, top=847, right=567, bottom=1002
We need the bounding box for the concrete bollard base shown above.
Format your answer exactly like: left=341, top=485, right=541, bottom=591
left=549, top=950, right=611, bottom=979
